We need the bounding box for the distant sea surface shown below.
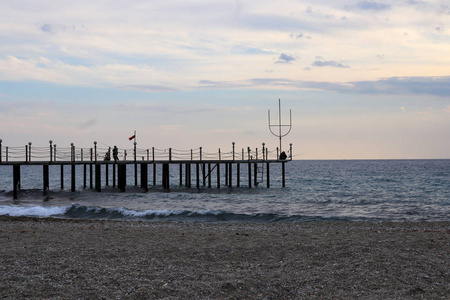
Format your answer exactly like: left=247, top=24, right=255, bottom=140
left=0, top=160, right=448, bottom=223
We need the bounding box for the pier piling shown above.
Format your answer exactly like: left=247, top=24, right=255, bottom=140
left=13, top=164, right=20, bottom=200
left=95, top=164, right=101, bottom=192
left=1, top=142, right=292, bottom=198
left=43, top=165, right=49, bottom=194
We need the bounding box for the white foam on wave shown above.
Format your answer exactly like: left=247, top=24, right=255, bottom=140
left=114, top=207, right=185, bottom=217
left=112, top=207, right=222, bottom=217
left=0, top=205, right=69, bottom=217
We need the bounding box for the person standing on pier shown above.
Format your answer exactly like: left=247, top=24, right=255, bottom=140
left=113, top=146, right=119, bottom=161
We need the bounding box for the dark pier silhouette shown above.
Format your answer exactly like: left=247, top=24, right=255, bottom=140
left=0, top=140, right=292, bottom=199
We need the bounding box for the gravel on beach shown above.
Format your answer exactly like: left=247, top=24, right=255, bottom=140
left=1, top=216, right=449, bottom=299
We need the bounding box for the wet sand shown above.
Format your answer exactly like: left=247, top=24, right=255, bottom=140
left=0, top=216, right=448, bottom=299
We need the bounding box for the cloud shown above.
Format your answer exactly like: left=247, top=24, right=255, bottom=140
left=117, top=85, right=180, bottom=92
left=275, top=53, right=296, bottom=64
left=40, top=24, right=75, bottom=34
left=352, top=1, right=391, bottom=11
left=197, top=76, right=450, bottom=97
left=290, top=32, right=311, bottom=39
left=305, top=76, right=450, bottom=97
left=311, top=60, right=350, bottom=68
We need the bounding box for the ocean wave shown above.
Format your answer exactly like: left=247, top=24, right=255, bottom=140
left=0, top=205, right=69, bottom=217
left=0, top=203, right=348, bottom=223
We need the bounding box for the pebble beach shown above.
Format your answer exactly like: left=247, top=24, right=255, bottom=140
left=1, top=216, right=449, bottom=299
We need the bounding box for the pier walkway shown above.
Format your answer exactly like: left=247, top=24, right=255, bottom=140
left=0, top=141, right=292, bottom=199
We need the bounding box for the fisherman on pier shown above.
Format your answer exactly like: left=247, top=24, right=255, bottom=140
left=113, top=146, right=119, bottom=161
left=104, top=149, right=111, bottom=161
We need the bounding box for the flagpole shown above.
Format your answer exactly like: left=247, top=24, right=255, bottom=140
left=133, top=130, right=136, bottom=162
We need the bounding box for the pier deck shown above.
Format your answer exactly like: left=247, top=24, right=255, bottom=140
left=0, top=142, right=292, bottom=199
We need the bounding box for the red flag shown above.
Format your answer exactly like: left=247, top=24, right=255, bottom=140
left=129, top=135, right=135, bottom=140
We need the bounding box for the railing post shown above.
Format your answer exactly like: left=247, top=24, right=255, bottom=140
left=277, top=147, right=279, bottom=160
left=49, top=140, right=53, bottom=162
left=262, top=143, right=265, bottom=161
left=134, top=141, right=137, bottom=162
left=256, top=148, right=258, bottom=160
left=147, top=149, right=149, bottom=161
left=81, top=149, right=83, bottom=162
left=247, top=147, right=250, bottom=160
left=71, top=143, right=75, bottom=162
left=54, top=144, right=57, bottom=161
left=6, top=147, right=8, bottom=162
left=25, top=145, right=28, bottom=162
left=0, top=139, right=2, bottom=163
left=290, top=143, right=293, bottom=160
left=232, top=142, right=235, bottom=161
left=169, top=148, right=172, bottom=162
left=242, top=148, right=244, bottom=160
left=152, top=147, right=155, bottom=162
left=94, top=141, right=97, bottom=162
left=28, top=142, right=32, bottom=161
left=199, top=147, right=202, bottom=161
left=191, top=149, right=193, bottom=161
left=219, top=148, right=221, bottom=160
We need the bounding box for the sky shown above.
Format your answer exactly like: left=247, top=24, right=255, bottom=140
left=1, top=0, right=449, bottom=159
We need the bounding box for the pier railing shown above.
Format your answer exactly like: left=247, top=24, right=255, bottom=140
left=0, top=140, right=292, bottom=163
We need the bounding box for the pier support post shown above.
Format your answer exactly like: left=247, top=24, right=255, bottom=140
left=61, top=165, right=64, bottom=190
left=153, top=164, right=156, bottom=186
left=208, top=163, right=211, bottom=188
left=185, top=163, right=191, bottom=188
left=95, top=164, right=101, bottom=192
left=89, top=164, right=93, bottom=189
left=202, top=163, right=206, bottom=187
left=229, top=163, right=232, bottom=187
left=83, top=164, right=87, bottom=189
left=217, top=163, right=220, bottom=188
left=162, top=163, right=170, bottom=190
left=105, top=164, right=109, bottom=186
left=237, top=163, right=240, bottom=187
left=225, top=163, right=228, bottom=186
left=266, top=162, right=270, bottom=188
left=179, top=164, right=183, bottom=186
left=254, top=163, right=258, bottom=187
left=13, top=164, right=20, bottom=199
left=43, top=165, right=49, bottom=194
left=282, top=162, right=286, bottom=188
left=71, top=163, right=76, bottom=192
left=134, top=163, right=138, bottom=186
left=118, top=163, right=126, bottom=192
left=141, top=163, right=148, bottom=192
left=248, top=162, right=252, bottom=188
left=113, top=163, right=116, bottom=188
left=196, top=163, right=200, bottom=189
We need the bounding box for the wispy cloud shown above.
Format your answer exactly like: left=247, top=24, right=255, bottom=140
left=118, top=85, right=180, bottom=92
left=197, top=76, right=450, bottom=97
left=310, top=60, right=350, bottom=68
left=348, top=1, right=392, bottom=11
left=275, top=53, right=296, bottom=64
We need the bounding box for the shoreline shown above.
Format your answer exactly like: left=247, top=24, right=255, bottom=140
left=1, top=217, right=449, bottom=299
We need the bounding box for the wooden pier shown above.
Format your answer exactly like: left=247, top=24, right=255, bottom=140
left=0, top=141, right=292, bottom=199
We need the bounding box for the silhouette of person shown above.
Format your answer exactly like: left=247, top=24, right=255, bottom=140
left=113, top=146, right=119, bottom=161
left=279, top=151, right=287, bottom=160
left=104, top=149, right=111, bottom=161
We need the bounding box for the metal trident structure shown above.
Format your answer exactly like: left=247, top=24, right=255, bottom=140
left=268, top=99, right=292, bottom=155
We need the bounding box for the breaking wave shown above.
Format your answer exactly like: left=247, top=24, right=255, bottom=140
left=0, top=204, right=349, bottom=223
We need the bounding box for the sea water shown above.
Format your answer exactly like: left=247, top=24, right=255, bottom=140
left=0, top=160, right=448, bottom=222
